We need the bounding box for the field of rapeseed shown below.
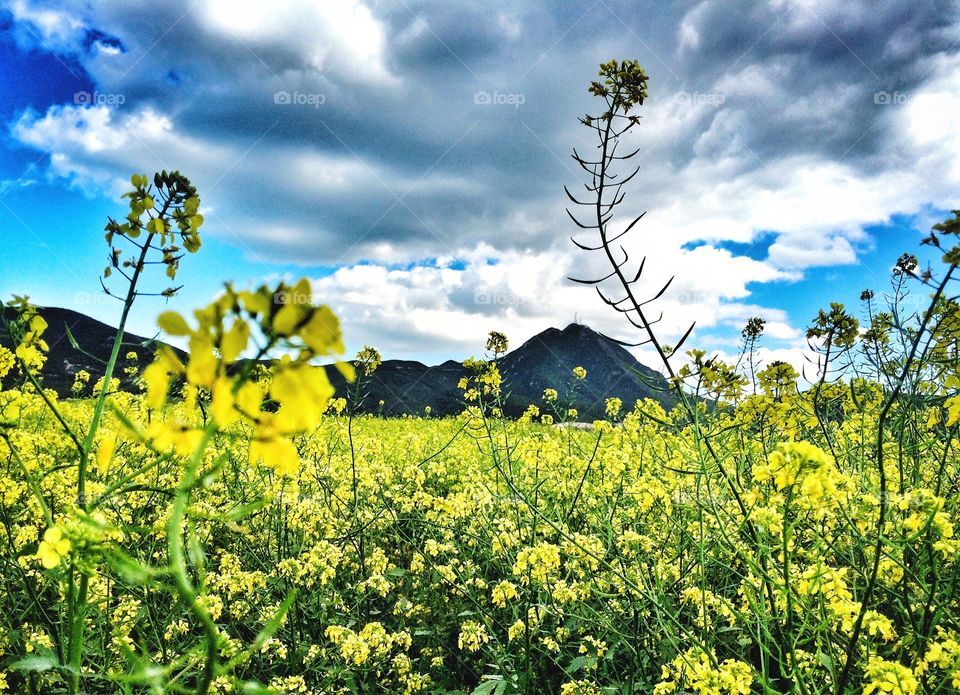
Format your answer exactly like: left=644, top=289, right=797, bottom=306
left=2, top=169, right=960, bottom=694
left=4, top=297, right=960, bottom=695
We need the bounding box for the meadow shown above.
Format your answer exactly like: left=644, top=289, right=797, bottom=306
left=2, top=270, right=960, bottom=693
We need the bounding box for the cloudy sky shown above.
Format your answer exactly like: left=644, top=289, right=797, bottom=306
left=0, top=0, right=958, bottom=371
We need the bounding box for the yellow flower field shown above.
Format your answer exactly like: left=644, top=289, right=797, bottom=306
left=2, top=315, right=960, bottom=693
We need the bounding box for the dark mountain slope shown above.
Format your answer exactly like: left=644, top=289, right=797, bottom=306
left=0, top=306, right=184, bottom=396
left=1, top=309, right=674, bottom=419
left=499, top=323, right=676, bottom=419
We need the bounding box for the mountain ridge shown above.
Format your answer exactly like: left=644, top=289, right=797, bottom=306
left=0, top=307, right=676, bottom=420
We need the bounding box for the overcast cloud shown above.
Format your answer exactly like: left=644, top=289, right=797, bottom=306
left=3, top=0, right=959, bottom=369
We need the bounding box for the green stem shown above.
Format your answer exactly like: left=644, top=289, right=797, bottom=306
left=78, top=227, right=159, bottom=508
left=168, top=427, right=219, bottom=694
left=1, top=433, right=52, bottom=526
left=65, top=574, right=88, bottom=692
left=67, top=199, right=167, bottom=694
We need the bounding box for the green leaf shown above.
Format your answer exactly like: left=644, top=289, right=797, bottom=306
left=63, top=322, right=80, bottom=351
left=10, top=654, right=59, bottom=673
left=106, top=550, right=157, bottom=584
left=187, top=524, right=206, bottom=571
left=225, top=499, right=268, bottom=522
left=567, top=655, right=590, bottom=673
left=471, top=677, right=504, bottom=695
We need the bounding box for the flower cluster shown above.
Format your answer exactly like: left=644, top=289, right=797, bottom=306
left=142, top=278, right=351, bottom=475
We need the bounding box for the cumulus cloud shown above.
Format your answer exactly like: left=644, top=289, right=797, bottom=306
left=3, top=0, right=960, bottom=364
left=306, top=241, right=795, bottom=365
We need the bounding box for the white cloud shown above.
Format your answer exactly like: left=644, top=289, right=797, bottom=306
left=5, top=0, right=960, bottom=365
left=7, top=0, right=87, bottom=49
left=200, top=0, right=395, bottom=84
left=301, top=241, right=799, bottom=367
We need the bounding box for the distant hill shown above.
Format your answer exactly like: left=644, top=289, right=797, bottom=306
left=1, top=308, right=675, bottom=419
left=499, top=323, right=677, bottom=418
left=0, top=306, right=185, bottom=395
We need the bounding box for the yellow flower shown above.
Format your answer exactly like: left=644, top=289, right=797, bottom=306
left=220, top=319, right=250, bottom=363
left=605, top=397, right=622, bottom=418
left=15, top=343, right=44, bottom=370
left=457, top=621, right=489, bottom=652
left=96, top=432, right=117, bottom=475
left=249, top=433, right=299, bottom=477
left=0, top=346, right=14, bottom=379
left=236, top=380, right=264, bottom=418
left=561, top=680, right=602, bottom=695
left=491, top=580, right=518, bottom=607
left=186, top=334, right=217, bottom=388
left=301, top=305, right=346, bottom=356
left=211, top=376, right=237, bottom=427
left=157, top=311, right=193, bottom=336
left=142, top=346, right=183, bottom=410
left=946, top=394, right=960, bottom=427
left=272, top=302, right=305, bottom=338
left=36, top=528, right=71, bottom=569
left=863, top=657, right=918, bottom=695
left=656, top=649, right=752, bottom=695
left=270, top=362, right=333, bottom=433
left=513, top=543, right=561, bottom=584
left=146, top=421, right=204, bottom=457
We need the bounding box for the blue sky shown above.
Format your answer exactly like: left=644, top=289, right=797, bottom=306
left=0, top=1, right=958, bottom=369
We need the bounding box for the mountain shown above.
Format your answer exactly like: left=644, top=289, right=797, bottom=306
left=0, top=306, right=185, bottom=396
left=295, top=323, right=676, bottom=419
left=1, top=308, right=675, bottom=419
left=499, top=323, right=677, bottom=418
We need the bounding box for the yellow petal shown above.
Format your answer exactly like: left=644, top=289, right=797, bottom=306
left=221, top=319, right=250, bottom=363
left=157, top=311, right=192, bottom=336
left=272, top=302, right=303, bottom=336
left=239, top=289, right=271, bottom=317
left=142, top=361, right=170, bottom=410
left=236, top=381, right=263, bottom=418
left=96, top=432, right=117, bottom=475
left=186, top=335, right=217, bottom=387
left=211, top=376, right=237, bottom=428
